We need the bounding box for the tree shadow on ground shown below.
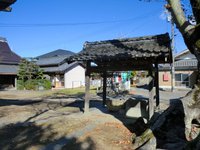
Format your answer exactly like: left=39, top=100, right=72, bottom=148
left=63, top=99, right=108, bottom=113
left=44, top=137, right=96, bottom=150
left=0, top=99, right=42, bottom=106
left=136, top=84, right=149, bottom=90
left=0, top=122, right=96, bottom=150
left=152, top=99, right=187, bottom=149
left=61, top=137, right=96, bottom=150
left=66, top=94, right=192, bottom=149
left=0, top=123, right=56, bottom=150
left=44, top=92, right=85, bottom=99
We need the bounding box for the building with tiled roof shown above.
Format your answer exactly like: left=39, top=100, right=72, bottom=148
left=69, top=33, right=172, bottom=65
left=0, top=37, right=21, bottom=89
left=159, top=49, right=198, bottom=89
left=36, top=49, right=85, bottom=89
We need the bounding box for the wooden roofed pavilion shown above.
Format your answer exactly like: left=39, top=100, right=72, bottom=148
left=68, top=33, right=172, bottom=119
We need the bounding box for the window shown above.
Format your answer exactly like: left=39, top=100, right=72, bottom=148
left=175, top=74, right=181, bottom=81
left=175, top=73, right=189, bottom=87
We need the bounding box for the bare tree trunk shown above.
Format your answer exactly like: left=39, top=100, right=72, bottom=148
left=165, top=1, right=200, bottom=141
left=167, top=0, right=200, bottom=63
left=134, top=1, right=200, bottom=149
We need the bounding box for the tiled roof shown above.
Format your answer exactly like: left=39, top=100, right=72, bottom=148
left=36, top=50, right=81, bottom=73
left=0, top=64, right=18, bottom=74
left=68, top=33, right=172, bottom=64
left=37, top=49, right=75, bottom=59
left=36, top=49, right=75, bottom=66
left=159, top=59, right=198, bottom=71
left=175, top=49, right=196, bottom=60
left=36, top=55, right=69, bottom=66
left=41, top=62, right=78, bottom=73
left=0, top=38, right=21, bottom=64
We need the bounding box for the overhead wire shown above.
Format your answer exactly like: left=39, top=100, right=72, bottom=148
left=0, top=9, right=161, bottom=28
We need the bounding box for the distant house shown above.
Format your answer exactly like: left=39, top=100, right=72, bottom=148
left=0, top=37, right=21, bottom=89
left=159, top=49, right=198, bottom=89
left=36, top=49, right=85, bottom=89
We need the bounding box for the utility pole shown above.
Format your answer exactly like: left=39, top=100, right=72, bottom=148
left=165, top=3, right=175, bottom=92
left=171, top=19, right=175, bottom=92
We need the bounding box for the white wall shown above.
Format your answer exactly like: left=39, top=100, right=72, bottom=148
left=64, top=65, right=85, bottom=88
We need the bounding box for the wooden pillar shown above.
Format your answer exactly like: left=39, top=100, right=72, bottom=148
left=14, top=77, right=17, bottom=90
left=84, top=61, right=91, bottom=113
left=103, top=70, right=107, bottom=106
left=155, top=63, right=160, bottom=109
left=148, top=65, right=154, bottom=119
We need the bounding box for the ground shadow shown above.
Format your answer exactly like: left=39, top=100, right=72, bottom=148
left=136, top=84, right=149, bottom=90
left=152, top=99, right=187, bottom=149
left=44, top=137, right=96, bottom=150
left=63, top=94, right=148, bottom=133
left=0, top=121, right=96, bottom=150
left=66, top=94, right=191, bottom=149
left=0, top=122, right=56, bottom=150
left=45, top=92, right=84, bottom=99
left=0, top=99, right=42, bottom=106
left=64, top=99, right=108, bottom=113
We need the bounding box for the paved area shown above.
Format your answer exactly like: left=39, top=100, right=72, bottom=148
left=130, top=87, right=190, bottom=109
left=131, top=87, right=190, bottom=100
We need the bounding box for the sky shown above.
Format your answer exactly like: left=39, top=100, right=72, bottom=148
left=0, top=0, right=187, bottom=57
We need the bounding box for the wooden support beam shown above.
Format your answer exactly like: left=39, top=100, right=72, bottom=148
left=103, top=70, right=107, bottom=106
left=90, top=65, right=150, bottom=73
left=148, top=65, right=154, bottom=119
left=155, top=63, right=160, bottom=109
left=14, top=77, right=17, bottom=90
left=84, top=61, right=91, bottom=113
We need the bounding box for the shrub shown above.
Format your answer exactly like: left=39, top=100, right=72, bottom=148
left=17, top=79, right=51, bottom=90
left=38, top=79, right=51, bottom=90
left=25, top=79, right=38, bottom=90
left=17, top=80, right=25, bottom=90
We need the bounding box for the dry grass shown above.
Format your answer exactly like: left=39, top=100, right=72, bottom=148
left=0, top=87, right=96, bottom=100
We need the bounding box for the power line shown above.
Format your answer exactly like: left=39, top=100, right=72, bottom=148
left=0, top=9, right=160, bottom=28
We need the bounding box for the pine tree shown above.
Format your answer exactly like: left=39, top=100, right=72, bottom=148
left=18, top=58, right=44, bottom=81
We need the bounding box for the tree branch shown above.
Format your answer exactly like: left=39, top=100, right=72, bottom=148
left=190, top=0, right=200, bottom=24
left=167, top=0, right=195, bottom=35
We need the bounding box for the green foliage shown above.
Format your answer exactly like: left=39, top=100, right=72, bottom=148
left=91, top=73, right=101, bottom=79
left=17, top=80, right=25, bottom=90
left=17, top=58, right=50, bottom=90
left=17, top=79, right=52, bottom=90
left=17, top=59, right=29, bottom=81
left=17, top=58, right=44, bottom=82
left=37, top=69, right=45, bottom=79
left=38, top=79, right=51, bottom=90
left=25, top=79, right=38, bottom=90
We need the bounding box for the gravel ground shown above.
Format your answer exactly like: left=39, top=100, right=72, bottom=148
left=0, top=88, right=191, bottom=149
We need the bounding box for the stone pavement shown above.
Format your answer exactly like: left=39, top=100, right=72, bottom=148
left=130, top=87, right=190, bottom=109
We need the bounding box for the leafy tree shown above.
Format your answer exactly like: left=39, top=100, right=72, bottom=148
left=17, top=58, right=50, bottom=90
left=17, top=58, right=29, bottom=81
left=17, top=58, right=44, bottom=81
